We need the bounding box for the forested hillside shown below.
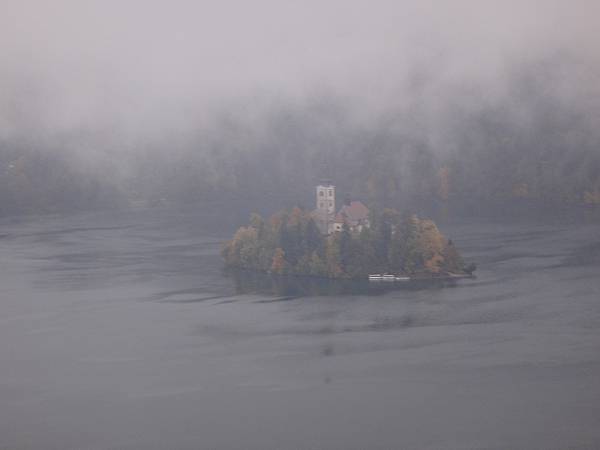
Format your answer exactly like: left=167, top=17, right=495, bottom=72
left=0, top=142, right=123, bottom=216
left=2, top=55, right=599, bottom=216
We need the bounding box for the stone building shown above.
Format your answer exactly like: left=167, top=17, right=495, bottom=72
left=312, top=182, right=369, bottom=234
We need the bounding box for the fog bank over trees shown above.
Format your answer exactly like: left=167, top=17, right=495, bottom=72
left=1, top=1, right=599, bottom=216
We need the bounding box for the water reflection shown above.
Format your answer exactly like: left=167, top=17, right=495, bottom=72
left=227, top=269, right=461, bottom=297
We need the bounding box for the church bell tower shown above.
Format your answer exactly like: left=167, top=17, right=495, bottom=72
left=316, top=182, right=335, bottom=215
left=314, top=181, right=335, bottom=234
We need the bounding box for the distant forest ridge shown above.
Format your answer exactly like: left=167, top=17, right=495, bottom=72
left=1, top=55, right=600, bottom=217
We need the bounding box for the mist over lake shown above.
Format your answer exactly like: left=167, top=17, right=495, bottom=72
left=3, top=1, right=600, bottom=448
left=1, top=208, right=599, bottom=449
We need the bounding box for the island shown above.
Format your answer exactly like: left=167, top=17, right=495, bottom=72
left=222, top=183, right=475, bottom=280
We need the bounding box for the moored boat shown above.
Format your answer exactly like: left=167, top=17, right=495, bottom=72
left=369, top=274, right=411, bottom=282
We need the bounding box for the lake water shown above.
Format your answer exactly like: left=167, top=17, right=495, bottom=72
left=1, top=208, right=599, bottom=449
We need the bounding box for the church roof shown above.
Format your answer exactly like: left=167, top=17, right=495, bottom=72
left=334, top=201, right=369, bottom=223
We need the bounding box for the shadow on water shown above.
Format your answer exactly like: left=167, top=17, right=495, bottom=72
left=227, top=269, right=462, bottom=298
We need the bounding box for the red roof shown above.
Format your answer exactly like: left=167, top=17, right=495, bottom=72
left=334, top=201, right=369, bottom=224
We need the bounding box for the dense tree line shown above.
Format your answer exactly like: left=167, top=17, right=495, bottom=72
left=2, top=55, right=599, bottom=217
left=127, top=55, right=600, bottom=214
left=222, top=208, right=471, bottom=278
left=0, top=144, right=124, bottom=216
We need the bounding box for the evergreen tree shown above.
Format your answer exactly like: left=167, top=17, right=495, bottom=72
left=308, top=251, right=327, bottom=276
left=338, top=222, right=353, bottom=272
left=399, top=214, right=422, bottom=273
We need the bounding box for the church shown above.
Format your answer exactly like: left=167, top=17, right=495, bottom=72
left=312, top=182, right=370, bottom=234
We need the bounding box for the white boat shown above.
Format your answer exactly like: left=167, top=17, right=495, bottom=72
left=369, top=274, right=411, bottom=282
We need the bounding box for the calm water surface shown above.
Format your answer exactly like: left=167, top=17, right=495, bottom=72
left=1, top=209, right=599, bottom=449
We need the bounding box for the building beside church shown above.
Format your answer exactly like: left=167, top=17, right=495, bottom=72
left=332, top=200, right=370, bottom=232
left=312, top=182, right=369, bottom=234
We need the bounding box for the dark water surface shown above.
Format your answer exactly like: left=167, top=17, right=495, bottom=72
left=1, top=209, right=600, bottom=449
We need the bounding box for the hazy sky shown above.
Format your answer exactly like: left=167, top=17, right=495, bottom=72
left=1, top=0, right=599, bottom=136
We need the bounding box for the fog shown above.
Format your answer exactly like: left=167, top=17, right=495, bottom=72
left=3, top=4, right=600, bottom=448
left=1, top=0, right=600, bottom=215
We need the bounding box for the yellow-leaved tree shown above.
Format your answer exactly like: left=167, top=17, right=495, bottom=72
left=417, top=219, right=446, bottom=273
left=270, top=247, right=288, bottom=274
